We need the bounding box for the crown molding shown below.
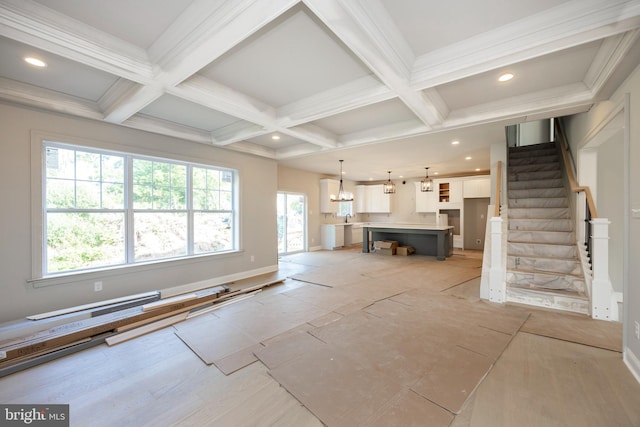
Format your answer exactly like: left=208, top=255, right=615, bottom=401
left=123, top=114, right=213, bottom=145
left=0, top=77, right=103, bottom=120
left=224, top=140, right=277, bottom=159
left=275, top=142, right=324, bottom=159
left=584, top=29, right=640, bottom=94
left=339, top=119, right=429, bottom=148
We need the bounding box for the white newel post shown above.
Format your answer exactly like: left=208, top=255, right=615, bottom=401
left=489, top=217, right=505, bottom=303
left=590, top=218, right=618, bottom=321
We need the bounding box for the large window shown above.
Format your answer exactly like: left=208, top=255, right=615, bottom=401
left=42, top=142, right=237, bottom=275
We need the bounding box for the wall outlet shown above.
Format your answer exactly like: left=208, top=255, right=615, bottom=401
left=635, top=321, right=640, bottom=340
left=94, top=281, right=103, bottom=292
left=476, top=239, right=481, bottom=245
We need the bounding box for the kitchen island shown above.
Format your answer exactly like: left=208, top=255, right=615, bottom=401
left=362, top=223, right=454, bottom=260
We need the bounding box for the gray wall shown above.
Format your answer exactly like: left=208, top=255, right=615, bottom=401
left=0, top=102, right=277, bottom=322
left=565, top=63, right=640, bottom=380
left=464, top=198, right=490, bottom=249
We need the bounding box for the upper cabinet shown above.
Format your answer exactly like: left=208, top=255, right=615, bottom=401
left=463, top=178, right=491, bottom=198
left=355, top=185, right=391, bottom=213
left=415, top=182, right=437, bottom=212
left=438, top=180, right=462, bottom=207
left=319, top=179, right=339, bottom=213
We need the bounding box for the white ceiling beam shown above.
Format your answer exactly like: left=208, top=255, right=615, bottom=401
left=444, top=83, right=593, bottom=128
left=123, top=114, right=214, bottom=145
left=275, top=142, right=325, bottom=159
left=224, top=141, right=277, bottom=159
left=339, top=119, right=430, bottom=148
left=100, top=80, right=165, bottom=123
left=276, top=75, right=395, bottom=127
left=0, top=0, right=154, bottom=84
left=211, top=121, right=267, bottom=146
left=171, top=76, right=338, bottom=149
left=411, top=0, right=640, bottom=89
left=304, top=0, right=445, bottom=128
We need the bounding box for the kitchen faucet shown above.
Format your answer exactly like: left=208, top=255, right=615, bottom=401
left=345, top=214, right=352, bottom=223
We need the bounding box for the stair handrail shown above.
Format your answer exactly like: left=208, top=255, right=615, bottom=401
left=554, top=119, right=598, bottom=262
left=494, top=160, right=502, bottom=217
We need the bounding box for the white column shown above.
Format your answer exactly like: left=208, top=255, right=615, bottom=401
left=591, top=218, right=618, bottom=321
left=489, top=217, right=505, bottom=303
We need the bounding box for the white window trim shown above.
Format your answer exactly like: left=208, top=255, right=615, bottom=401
left=30, top=130, right=241, bottom=285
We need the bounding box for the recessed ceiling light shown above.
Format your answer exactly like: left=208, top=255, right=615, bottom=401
left=498, top=73, right=514, bottom=82
left=433, top=172, right=439, bottom=175
left=25, top=57, right=47, bottom=67
left=271, top=135, right=280, bottom=140
left=475, top=168, right=481, bottom=171
left=451, top=140, right=460, bottom=145
left=465, top=156, right=472, bottom=160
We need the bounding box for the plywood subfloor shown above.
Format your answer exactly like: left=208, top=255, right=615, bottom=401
left=0, top=249, right=634, bottom=426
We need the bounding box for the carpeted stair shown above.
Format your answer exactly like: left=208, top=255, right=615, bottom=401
left=506, top=142, right=589, bottom=314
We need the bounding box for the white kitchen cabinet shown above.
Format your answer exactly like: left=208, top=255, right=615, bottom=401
left=321, top=224, right=345, bottom=249
left=463, top=178, right=490, bottom=198
left=437, top=180, right=463, bottom=208
left=414, top=182, right=437, bottom=212
left=355, top=185, right=391, bottom=213
left=351, top=224, right=363, bottom=245
left=320, top=179, right=339, bottom=213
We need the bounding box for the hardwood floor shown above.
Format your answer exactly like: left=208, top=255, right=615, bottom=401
left=1, top=249, right=638, bottom=426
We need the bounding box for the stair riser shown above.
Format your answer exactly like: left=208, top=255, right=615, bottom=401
left=507, top=256, right=582, bottom=275
left=509, top=162, right=560, bottom=173
left=508, top=179, right=564, bottom=190
left=509, top=148, right=557, bottom=159
left=508, top=198, right=568, bottom=208
left=508, top=242, right=576, bottom=258
left=506, top=288, right=589, bottom=315
left=509, top=231, right=575, bottom=245
left=508, top=207, right=570, bottom=219
left=506, top=271, right=585, bottom=292
left=508, top=170, right=562, bottom=181
left=509, top=219, right=573, bottom=232
left=508, top=188, right=566, bottom=199
left=509, top=155, right=559, bottom=166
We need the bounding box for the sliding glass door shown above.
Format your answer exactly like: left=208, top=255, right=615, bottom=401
left=277, top=192, right=306, bottom=255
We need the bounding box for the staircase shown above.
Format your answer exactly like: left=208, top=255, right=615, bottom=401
left=505, top=142, right=589, bottom=314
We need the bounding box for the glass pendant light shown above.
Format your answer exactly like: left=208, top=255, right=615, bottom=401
left=330, top=160, right=353, bottom=202
left=383, top=171, right=396, bottom=194
left=420, top=167, right=433, bottom=192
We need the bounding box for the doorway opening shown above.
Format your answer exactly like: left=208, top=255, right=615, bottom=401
left=277, top=192, right=307, bottom=255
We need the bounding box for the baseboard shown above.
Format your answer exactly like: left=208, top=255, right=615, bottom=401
left=624, top=347, right=640, bottom=385
left=161, top=264, right=278, bottom=298
left=309, top=245, right=323, bottom=252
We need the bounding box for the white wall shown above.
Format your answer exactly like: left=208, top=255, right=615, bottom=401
left=0, top=102, right=278, bottom=323
left=565, top=63, right=640, bottom=382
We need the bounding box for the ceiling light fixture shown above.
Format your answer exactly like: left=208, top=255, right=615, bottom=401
left=420, top=167, right=433, bottom=192
left=465, top=156, right=472, bottom=160
left=330, top=160, right=353, bottom=202
left=271, top=135, right=280, bottom=140
left=451, top=140, right=460, bottom=145
left=24, top=57, right=46, bottom=67
left=498, top=73, right=514, bottom=82
left=383, top=171, right=396, bottom=194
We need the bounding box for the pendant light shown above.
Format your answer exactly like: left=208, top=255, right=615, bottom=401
left=420, top=167, right=433, bottom=192
left=330, top=160, right=353, bottom=202
left=383, top=171, right=396, bottom=194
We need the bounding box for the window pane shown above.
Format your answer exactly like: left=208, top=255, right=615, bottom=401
left=171, top=187, right=186, bottom=210
left=153, top=162, right=170, bottom=186
left=171, top=164, right=186, bottom=187
left=46, top=212, right=125, bottom=273
left=194, top=212, right=232, bottom=253
left=134, top=212, right=187, bottom=261
left=220, top=191, right=232, bottom=211
left=152, top=186, right=171, bottom=210
left=102, top=155, right=124, bottom=183
left=46, top=178, right=75, bottom=208
left=103, top=183, right=124, bottom=209
left=207, top=170, right=220, bottom=190
left=133, top=184, right=152, bottom=209
left=76, top=181, right=101, bottom=209
left=221, top=171, right=233, bottom=191
left=46, top=147, right=74, bottom=179
left=133, top=159, right=153, bottom=184
left=76, top=151, right=100, bottom=181
left=193, top=188, right=207, bottom=210
left=192, top=167, right=207, bottom=189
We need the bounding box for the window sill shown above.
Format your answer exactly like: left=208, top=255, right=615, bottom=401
left=29, top=250, right=243, bottom=289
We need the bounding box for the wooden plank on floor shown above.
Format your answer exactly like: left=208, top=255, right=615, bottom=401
left=142, top=294, right=198, bottom=312
left=106, top=313, right=189, bottom=346
left=26, top=291, right=160, bottom=320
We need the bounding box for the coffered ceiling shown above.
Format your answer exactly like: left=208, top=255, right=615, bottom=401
left=1, top=0, right=639, bottom=181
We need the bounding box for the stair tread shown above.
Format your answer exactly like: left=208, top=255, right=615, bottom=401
left=507, top=254, right=579, bottom=262
left=508, top=240, right=576, bottom=247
